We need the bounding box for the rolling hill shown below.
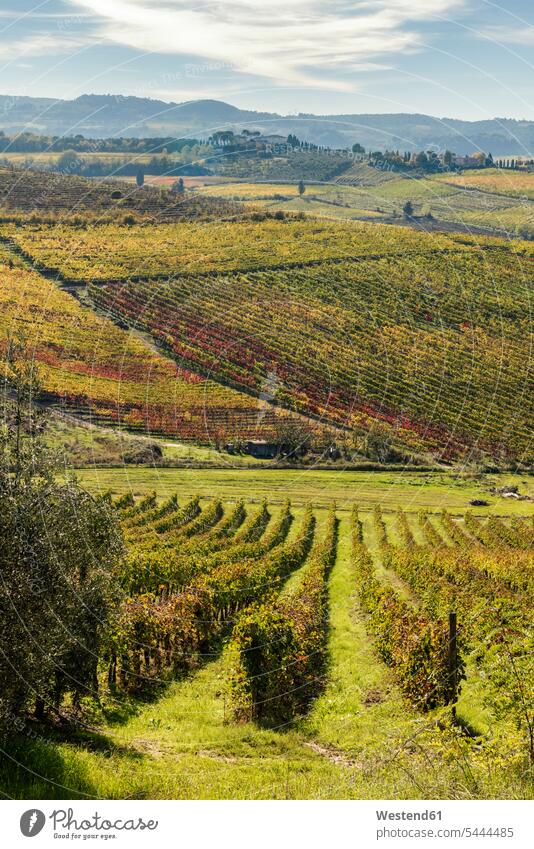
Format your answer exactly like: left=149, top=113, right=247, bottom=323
left=1, top=168, right=531, bottom=466
left=1, top=94, right=534, bottom=154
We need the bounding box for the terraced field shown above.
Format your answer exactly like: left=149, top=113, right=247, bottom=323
left=4, top=491, right=532, bottom=799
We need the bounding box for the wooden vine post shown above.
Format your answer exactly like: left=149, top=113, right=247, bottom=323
left=448, top=611, right=458, bottom=719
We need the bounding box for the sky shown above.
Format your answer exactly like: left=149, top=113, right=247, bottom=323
left=0, top=0, right=533, bottom=119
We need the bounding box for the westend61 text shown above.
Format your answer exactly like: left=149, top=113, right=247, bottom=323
left=376, top=810, right=442, bottom=821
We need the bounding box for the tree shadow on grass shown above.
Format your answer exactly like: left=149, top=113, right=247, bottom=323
left=0, top=715, right=146, bottom=800
left=1, top=736, right=101, bottom=800
left=1, top=633, right=232, bottom=799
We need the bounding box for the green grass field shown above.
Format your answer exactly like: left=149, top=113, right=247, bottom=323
left=47, top=415, right=267, bottom=467
left=195, top=175, right=534, bottom=234
left=74, top=467, right=534, bottom=515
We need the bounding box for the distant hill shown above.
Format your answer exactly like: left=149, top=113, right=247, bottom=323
left=0, top=94, right=533, bottom=155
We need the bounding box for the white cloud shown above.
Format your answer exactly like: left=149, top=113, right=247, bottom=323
left=480, top=26, right=534, bottom=47
left=0, top=32, right=91, bottom=62
left=67, top=0, right=467, bottom=90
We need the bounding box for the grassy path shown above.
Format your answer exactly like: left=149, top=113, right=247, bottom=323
left=301, top=516, right=422, bottom=794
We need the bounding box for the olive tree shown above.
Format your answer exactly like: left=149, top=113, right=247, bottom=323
left=0, top=335, right=123, bottom=728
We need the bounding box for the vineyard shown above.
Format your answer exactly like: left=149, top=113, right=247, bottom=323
left=4, top=490, right=532, bottom=799
left=0, top=166, right=242, bottom=223
left=436, top=169, right=534, bottom=201
left=333, top=161, right=401, bottom=187
left=0, top=6, right=533, bottom=813
left=2, top=212, right=532, bottom=462
left=0, top=253, right=296, bottom=442
left=87, top=244, right=533, bottom=462
left=1, top=216, right=467, bottom=281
